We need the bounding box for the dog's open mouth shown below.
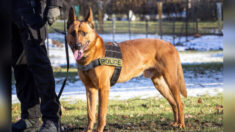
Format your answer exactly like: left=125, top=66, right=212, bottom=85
left=73, top=41, right=90, bottom=61
left=73, top=50, right=83, bottom=60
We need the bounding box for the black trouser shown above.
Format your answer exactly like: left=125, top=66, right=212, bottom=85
left=12, top=18, right=60, bottom=122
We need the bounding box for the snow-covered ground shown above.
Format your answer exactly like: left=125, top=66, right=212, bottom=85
left=60, top=67, right=224, bottom=101
left=48, top=33, right=223, bottom=51
left=49, top=47, right=223, bottom=67
left=11, top=33, right=223, bottom=103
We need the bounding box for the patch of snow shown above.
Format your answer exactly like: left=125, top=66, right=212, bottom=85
left=48, top=48, right=223, bottom=67
left=182, top=35, right=223, bottom=51
left=48, top=33, right=223, bottom=51
left=179, top=52, right=223, bottom=64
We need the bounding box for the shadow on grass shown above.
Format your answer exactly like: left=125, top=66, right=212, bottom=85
left=61, top=112, right=223, bottom=132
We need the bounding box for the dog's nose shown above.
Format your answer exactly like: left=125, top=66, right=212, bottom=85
left=73, top=43, right=81, bottom=50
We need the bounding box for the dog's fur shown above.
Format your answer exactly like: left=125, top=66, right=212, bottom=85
left=66, top=7, right=187, bottom=132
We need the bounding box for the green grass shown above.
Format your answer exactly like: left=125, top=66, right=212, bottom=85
left=182, top=62, right=223, bottom=73
left=12, top=94, right=223, bottom=131
left=53, top=67, right=78, bottom=78
left=49, top=20, right=222, bottom=35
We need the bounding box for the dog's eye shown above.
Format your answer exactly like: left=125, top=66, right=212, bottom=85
left=71, top=31, right=76, bottom=37
left=80, top=31, right=86, bottom=37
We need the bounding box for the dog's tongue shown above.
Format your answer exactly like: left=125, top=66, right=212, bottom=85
left=73, top=50, right=83, bottom=61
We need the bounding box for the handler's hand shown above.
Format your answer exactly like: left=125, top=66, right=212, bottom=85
left=47, top=7, right=60, bottom=25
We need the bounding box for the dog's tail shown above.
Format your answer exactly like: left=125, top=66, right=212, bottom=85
left=177, top=59, right=187, bottom=98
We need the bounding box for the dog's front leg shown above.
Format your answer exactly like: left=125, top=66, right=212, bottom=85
left=97, top=85, right=110, bottom=132
left=86, top=86, right=98, bottom=132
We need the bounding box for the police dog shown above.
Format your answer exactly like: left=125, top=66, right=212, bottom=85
left=66, top=7, right=187, bottom=132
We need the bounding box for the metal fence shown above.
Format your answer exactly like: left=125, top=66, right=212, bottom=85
left=87, top=0, right=224, bottom=42
left=55, top=0, right=223, bottom=43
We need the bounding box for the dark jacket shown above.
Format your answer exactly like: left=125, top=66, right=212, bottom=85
left=12, top=0, right=62, bottom=26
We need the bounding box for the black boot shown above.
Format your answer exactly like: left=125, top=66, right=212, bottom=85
left=12, top=118, right=40, bottom=132
left=39, top=120, right=61, bottom=132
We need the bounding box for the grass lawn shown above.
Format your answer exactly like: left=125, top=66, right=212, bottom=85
left=48, top=20, right=222, bottom=35
left=12, top=94, right=223, bottom=131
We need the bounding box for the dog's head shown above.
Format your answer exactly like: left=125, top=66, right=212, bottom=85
left=66, top=7, right=97, bottom=61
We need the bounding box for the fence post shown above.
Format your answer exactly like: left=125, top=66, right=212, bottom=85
left=196, top=11, right=199, bottom=34
left=128, top=10, right=133, bottom=40
left=185, top=0, right=189, bottom=42
left=145, top=15, right=150, bottom=38
left=216, top=2, right=222, bottom=34
left=98, top=0, right=103, bottom=33
left=173, top=15, right=175, bottom=45
left=146, top=19, right=148, bottom=38
left=128, top=19, right=131, bottom=40
left=157, top=0, right=163, bottom=39
left=112, top=14, right=116, bottom=42
left=195, top=0, right=199, bottom=34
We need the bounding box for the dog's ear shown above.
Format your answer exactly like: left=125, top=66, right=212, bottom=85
left=67, top=7, right=76, bottom=29
left=85, top=7, right=94, bottom=29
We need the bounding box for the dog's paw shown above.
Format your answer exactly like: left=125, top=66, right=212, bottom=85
left=170, top=122, right=178, bottom=127
left=85, top=127, right=93, bottom=132
left=178, top=123, right=185, bottom=129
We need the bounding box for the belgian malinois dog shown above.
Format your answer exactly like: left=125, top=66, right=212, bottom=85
left=66, top=7, right=187, bottom=132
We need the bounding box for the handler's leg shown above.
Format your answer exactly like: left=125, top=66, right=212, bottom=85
left=12, top=23, right=41, bottom=132
left=20, top=23, right=61, bottom=129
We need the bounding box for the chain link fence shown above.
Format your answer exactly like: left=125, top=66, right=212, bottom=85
left=53, top=0, right=223, bottom=43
